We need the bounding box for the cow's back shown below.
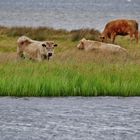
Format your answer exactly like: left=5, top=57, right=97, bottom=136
left=104, top=19, right=138, bottom=33
left=127, top=20, right=138, bottom=31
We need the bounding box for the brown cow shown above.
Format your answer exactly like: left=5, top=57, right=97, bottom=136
left=100, top=19, right=139, bottom=44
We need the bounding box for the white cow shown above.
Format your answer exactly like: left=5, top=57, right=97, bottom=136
left=17, top=36, right=57, bottom=61
left=77, top=38, right=127, bottom=54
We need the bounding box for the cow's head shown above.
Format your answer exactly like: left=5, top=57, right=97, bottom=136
left=100, top=33, right=106, bottom=42
left=77, top=38, right=86, bottom=50
left=42, top=41, right=58, bottom=60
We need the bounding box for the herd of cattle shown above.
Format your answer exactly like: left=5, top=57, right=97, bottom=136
left=17, top=19, right=139, bottom=61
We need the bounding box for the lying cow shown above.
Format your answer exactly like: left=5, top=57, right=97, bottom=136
left=17, top=36, right=57, bottom=61
left=100, top=19, right=139, bottom=44
left=77, top=38, right=127, bottom=54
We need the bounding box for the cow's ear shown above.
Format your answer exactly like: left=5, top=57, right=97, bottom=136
left=82, top=38, right=86, bottom=40
left=20, top=41, right=24, bottom=45
left=42, top=44, right=46, bottom=47
left=80, top=40, right=84, bottom=45
left=100, top=36, right=105, bottom=42
left=54, top=44, right=58, bottom=47
left=100, top=36, right=105, bottom=39
left=80, top=38, right=86, bottom=44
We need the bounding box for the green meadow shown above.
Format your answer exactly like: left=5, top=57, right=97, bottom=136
left=0, top=26, right=140, bottom=96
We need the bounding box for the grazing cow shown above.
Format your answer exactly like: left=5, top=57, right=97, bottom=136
left=17, top=36, right=57, bottom=61
left=77, top=38, right=127, bottom=54
left=100, top=19, right=139, bottom=44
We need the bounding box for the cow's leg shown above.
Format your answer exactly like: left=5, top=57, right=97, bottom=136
left=36, top=50, right=42, bottom=62
left=134, top=31, right=139, bottom=44
left=130, top=32, right=133, bottom=47
left=111, top=33, right=116, bottom=44
left=17, top=47, right=24, bottom=60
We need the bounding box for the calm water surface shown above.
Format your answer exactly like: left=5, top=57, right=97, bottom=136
left=0, top=97, right=140, bottom=140
left=0, top=0, right=140, bottom=31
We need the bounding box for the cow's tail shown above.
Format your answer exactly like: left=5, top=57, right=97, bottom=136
left=136, top=22, right=139, bottom=31
left=134, top=21, right=139, bottom=43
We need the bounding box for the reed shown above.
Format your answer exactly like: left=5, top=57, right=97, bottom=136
left=0, top=60, right=140, bottom=97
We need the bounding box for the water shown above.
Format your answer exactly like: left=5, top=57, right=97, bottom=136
left=0, top=0, right=140, bottom=31
left=0, top=97, right=140, bottom=140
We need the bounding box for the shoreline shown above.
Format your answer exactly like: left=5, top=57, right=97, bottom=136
left=0, top=25, right=102, bottom=32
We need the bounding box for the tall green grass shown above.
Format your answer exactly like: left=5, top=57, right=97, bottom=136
left=0, top=61, right=140, bottom=97
left=0, top=26, right=140, bottom=96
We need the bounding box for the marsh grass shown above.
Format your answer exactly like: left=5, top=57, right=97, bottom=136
left=0, top=26, right=140, bottom=96
left=0, top=61, right=140, bottom=97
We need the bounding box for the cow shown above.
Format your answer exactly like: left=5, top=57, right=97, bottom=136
left=17, top=36, right=57, bottom=61
left=100, top=19, right=139, bottom=44
left=77, top=38, right=127, bottom=54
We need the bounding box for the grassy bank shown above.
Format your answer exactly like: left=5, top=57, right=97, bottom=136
left=0, top=26, right=140, bottom=96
